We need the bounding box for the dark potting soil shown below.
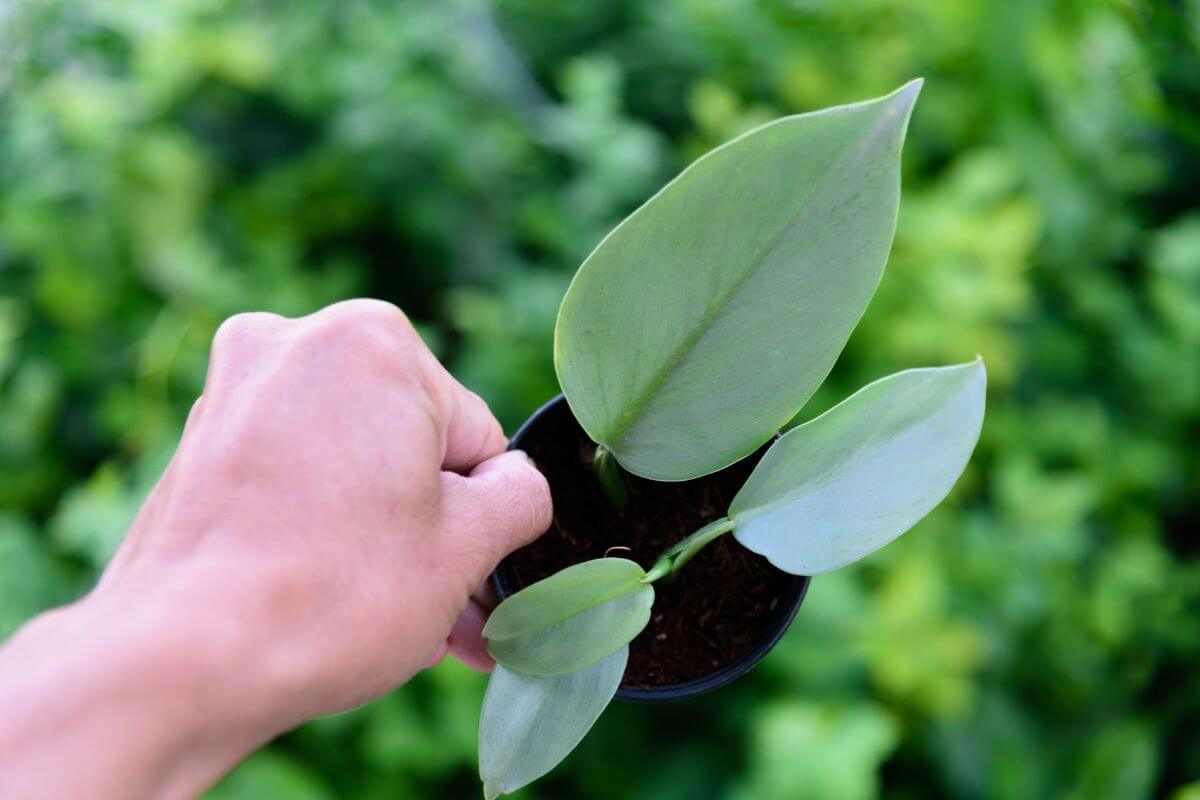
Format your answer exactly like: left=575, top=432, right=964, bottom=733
left=499, top=399, right=798, bottom=690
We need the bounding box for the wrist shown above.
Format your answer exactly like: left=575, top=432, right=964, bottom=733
left=0, top=575, right=286, bottom=799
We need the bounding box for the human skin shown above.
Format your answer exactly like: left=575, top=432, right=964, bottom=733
left=0, top=300, right=553, bottom=799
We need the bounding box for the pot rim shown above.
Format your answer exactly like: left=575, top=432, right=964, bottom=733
left=491, top=393, right=810, bottom=703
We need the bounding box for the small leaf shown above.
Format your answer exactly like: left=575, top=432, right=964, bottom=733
left=479, top=646, right=627, bottom=799
left=483, top=558, right=646, bottom=639
left=555, top=80, right=923, bottom=481
left=730, top=360, right=986, bottom=574
left=484, top=558, right=653, bottom=675
left=487, top=590, right=652, bottom=675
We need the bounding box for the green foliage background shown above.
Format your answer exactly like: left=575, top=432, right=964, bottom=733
left=2, top=0, right=1199, bottom=797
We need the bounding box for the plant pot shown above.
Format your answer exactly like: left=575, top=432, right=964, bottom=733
left=491, top=394, right=810, bottom=703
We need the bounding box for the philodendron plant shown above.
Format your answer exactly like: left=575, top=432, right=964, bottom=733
left=476, top=80, right=987, bottom=798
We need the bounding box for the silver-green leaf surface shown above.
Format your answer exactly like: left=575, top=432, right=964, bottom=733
left=730, top=360, right=986, bottom=574
left=484, top=558, right=653, bottom=675
left=479, top=647, right=627, bottom=800
left=555, top=80, right=923, bottom=481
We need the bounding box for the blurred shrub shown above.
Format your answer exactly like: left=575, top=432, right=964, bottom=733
left=2, top=0, right=1198, bottom=797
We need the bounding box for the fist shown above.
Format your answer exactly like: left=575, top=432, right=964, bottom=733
left=99, top=300, right=552, bottom=727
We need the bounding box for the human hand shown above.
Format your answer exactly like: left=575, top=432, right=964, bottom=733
left=0, top=300, right=552, bottom=799
left=106, top=298, right=553, bottom=708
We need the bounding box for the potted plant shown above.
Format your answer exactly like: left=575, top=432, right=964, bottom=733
left=474, top=79, right=987, bottom=799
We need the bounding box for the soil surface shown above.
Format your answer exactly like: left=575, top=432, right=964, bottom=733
left=497, top=398, right=800, bottom=690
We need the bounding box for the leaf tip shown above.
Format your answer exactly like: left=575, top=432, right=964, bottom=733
left=943, top=357, right=987, bottom=404
left=483, top=781, right=503, bottom=800
left=969, top=355, right=987, bottom=385
left=885, top=77, right=923, bottom=118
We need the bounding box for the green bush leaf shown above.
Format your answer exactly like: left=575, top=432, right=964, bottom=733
left=479, top=647, right=627, bottom=800
left=484, top=558, right=653, bottom=675
left=730, top=360, right=986, bottom=574
left=555, top=80, right=922, bottom=481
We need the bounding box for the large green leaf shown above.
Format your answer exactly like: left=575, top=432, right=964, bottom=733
left=730, top=360, right=986, bottom=574
left=479, top=646, right=627, bottom=800
left=555, top=80, right=923, bottom=481
left=484, top=558, right=653, bottom=675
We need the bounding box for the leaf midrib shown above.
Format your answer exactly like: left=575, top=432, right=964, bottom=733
left=601, top=105, right=899, bottom=448
left=489, top=579, right=648, bottom=640
left=488, top=648, right=626, bottom=793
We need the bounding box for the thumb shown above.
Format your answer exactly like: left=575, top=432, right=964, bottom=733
left=439, top=450, right=553, bottom=584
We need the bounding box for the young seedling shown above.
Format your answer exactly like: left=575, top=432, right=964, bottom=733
left=475, top=80, right=988, bottom=799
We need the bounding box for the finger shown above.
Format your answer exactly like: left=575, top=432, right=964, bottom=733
left=298, top=299, right=505, bottom=471
left=439, top=450, right=552, bottom=582
left=446, top=598, right=495, bottom=673
left=429, top=362, right=507, bottom=472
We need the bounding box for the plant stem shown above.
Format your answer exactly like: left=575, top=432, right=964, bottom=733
left=593, top=444, right=629, bottom=511
left=643, top=517, right=735, bottom=583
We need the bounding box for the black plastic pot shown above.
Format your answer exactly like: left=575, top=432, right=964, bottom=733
left=490, top=394, right=810, bottom=703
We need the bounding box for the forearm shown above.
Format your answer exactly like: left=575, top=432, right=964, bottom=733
left=0, top=580, right=279, bottom=800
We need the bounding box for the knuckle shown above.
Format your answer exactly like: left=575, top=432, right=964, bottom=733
left=349, top=298, right=411, bottom=326
left=301, top=300, right=418, bottom=355
left=212, top=311, right=282, bottom=352
left=331, top=299, right=413, bottom=335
